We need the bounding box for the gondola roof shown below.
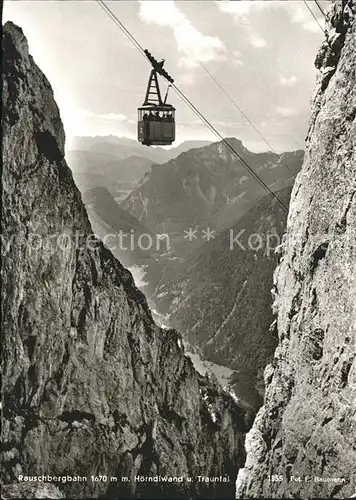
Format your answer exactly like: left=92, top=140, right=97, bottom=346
left=138, top=103, right=176, bottom=111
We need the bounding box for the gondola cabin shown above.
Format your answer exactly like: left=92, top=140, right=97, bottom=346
left=138, top=105, right=176, bottom=146
left=138, top=50, right=176, bottom=146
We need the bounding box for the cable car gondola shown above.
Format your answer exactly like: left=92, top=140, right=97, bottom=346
left=138, top=50, right=176, bottom=146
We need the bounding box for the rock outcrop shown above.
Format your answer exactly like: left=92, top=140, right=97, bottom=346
left=1, top=22, right=249, bottom=499
left=237, top=1, right=356, bottom=498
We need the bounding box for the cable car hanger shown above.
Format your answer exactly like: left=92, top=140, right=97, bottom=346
left=142, top=50, right=174, bottom=107
left=137, top=50, right=176, bottom=146
left=144, top=50, right=174, bottom=84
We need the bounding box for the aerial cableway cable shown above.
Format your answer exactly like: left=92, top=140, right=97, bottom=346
left=96, top=0, right=289, bottom=213
left=97, top=0, right=147, bottom=57
left=181, top=46, right=298, bottom=178
left=170, top=83, right=289, bottom=212
left=303, top=0, right=325, bottom=33
left=314, top=0, right=326, bottom=18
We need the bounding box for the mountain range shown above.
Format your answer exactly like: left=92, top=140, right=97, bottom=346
left=67, top=151, right=154, bottom=199
left=69, top=136, right=212, bottom=164
left=74, top=137, right=304, bottom=410
left=67, top=137, right=213, bottom=200
left=123, top=139, right=303, bottom=256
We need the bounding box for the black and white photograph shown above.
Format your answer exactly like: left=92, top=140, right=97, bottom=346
left=1, top=0, right=355, bottom=498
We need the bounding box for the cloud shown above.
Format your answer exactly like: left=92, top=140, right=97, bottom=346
left=61, top=108, right=129, bottom=137
left=250, top=33, right=267, bottom=48
left=217, top=1, right=324, bottom=42
left=138, top=1, right=226, bottom=68
left=302, top=20, right=324, bottom=33
left=276, top=106, right=298, bottom=118
left=219, top=0, right=325, bottom=35
left=216, top=0, right=253, bottom=19
left=213, top=120, right=251, bottom=129
left=93, top=112, right=127, bottom=122
left=216, top=1, right=268, bottom=49
left=279, top=75, right=298, bottom=87
left=287, top=3, right=325, bottom=33
left=177, top=73, right=197, bottom=86
left=75, top=109, right=127, bottom=122
left=232, top=49, right=244, bottom=66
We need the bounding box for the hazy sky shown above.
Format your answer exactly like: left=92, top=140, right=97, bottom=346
left=4, top=1, right=330, bottom=152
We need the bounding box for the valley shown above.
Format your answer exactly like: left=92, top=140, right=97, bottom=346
left=70, top=133, right=304, bottom=410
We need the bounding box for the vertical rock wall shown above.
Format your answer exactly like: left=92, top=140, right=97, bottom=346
left=1, top=22, right=249, bottom=499
left=237, top=1, right=356, bottom=498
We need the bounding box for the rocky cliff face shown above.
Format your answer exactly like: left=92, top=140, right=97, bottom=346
left=1, top=22, right=249, bottom=499
left=237, top=1, right=356, bottom=498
